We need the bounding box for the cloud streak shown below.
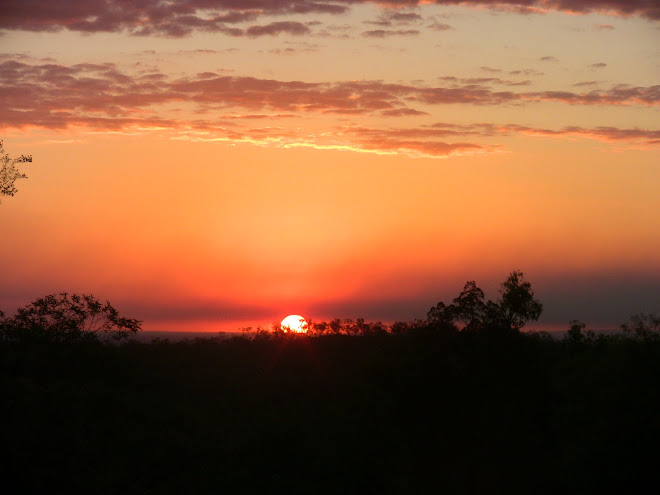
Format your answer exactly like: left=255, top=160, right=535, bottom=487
left=428, top=122, right=660, bottom=144
left=1, top=59, right=657, bottom=157
left=0, top=1, right=657, bottom=37
left=2, top=60, right=656, bottom=126
left=362, top=29, right=420, bottom=38
left=247, top=21, right=310, bottom=37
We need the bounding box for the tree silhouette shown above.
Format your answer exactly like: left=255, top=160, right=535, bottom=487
left=426, top=272, right=542, bottom=333
left=1, top=293, right=141, bottom=343
left=426, top=301, right=456, bottom=330
left=621, top=313, right=660, bottom=342
left=0, top=140, right=31, bottom=202
left=496, top=271, right=543, bottom=331
left=452, top=280, right=486, bottom=330
left=563, top=319, right=596, bottom=344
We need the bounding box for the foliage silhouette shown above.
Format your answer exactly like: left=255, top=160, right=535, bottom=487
left=1, top=275, right=658, bottom=493
left=426, top=300, right=456, bottom=330
left=0, top=293, right=142, bottom=343
left=424, top=271, right=542, bottom=334
left=2, top=322, right=658, bottom=493
left=621, top=313, right=660, bottom=342
left=496, top=270, right=543, bottom=330
left=564, top=319, right=588, bottom=344
left=451, top=280, right=487, bottom=330
left=0, top=140, right=31, bottom=202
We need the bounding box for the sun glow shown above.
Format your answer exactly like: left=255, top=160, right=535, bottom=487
left=281, top=315, right=308, bottom=333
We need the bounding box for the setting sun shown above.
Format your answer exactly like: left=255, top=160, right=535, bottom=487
left=281, top=315, right=308, bottom=333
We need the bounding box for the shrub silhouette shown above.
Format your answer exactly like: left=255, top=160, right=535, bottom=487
left=1, top=293, right=141, bottom=343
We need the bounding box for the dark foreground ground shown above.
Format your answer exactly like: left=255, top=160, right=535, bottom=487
left=1, top=331, right=658, bottom=493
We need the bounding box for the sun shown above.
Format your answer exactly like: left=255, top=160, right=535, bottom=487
left=281, top=314, right=308, bottom=333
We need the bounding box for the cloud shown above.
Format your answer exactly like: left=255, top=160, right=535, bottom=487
left=266, top=48, right=311, bottom=55
left=428, top=21, right=454, bottom=31
left=509, top=69, right=544, bottom=76
left=523, top=85, right=660, bottom=106
left=590, top=62, right=607, bottom=69
left=1, top=59, right=657, bottom=157
left=596, top=23, right=615, bottom=30
left=2, top=1, right=656, bottom=37
left=540, top=55, right=558, bottom=62
left=499, top=124, right=660, bottom=145
left=2, top=60, right=657, bottom=131
left=439, top=76, right=531, bottom=86
left=481, top=66, right=503, bottom=73
left=344, top=128, right=486, bottom=157
left=361, top=29, right=420, bottom=38
left=365, top=11, right=423, bottom=27
left=220, top=113, right=297, bottom=119
left=428, top=122, right=660, bottom=145
left=247, top=21, right=310, bottom=37
left=0, top=1, right=337, bottom=37
left=382, top=108, right=430, bottom=117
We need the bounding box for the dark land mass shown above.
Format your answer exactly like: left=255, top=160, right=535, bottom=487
left=1, top=330, right=658, bottom=494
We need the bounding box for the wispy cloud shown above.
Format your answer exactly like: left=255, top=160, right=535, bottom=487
left=428, top=21, right=454, bottom=31
left=1, top=1, right=657, bottom=37
left=429, top=122, right=660, bottom=144
left=2, top=60, right=657, bottom=125
left=1, top=59, right=657, bottom=157
left=247, top=21, right=310, bottom=37
left=438, top=76, right=532, bottom=86
left=362, top=29, right=420, bottom=38
left=364, top=11, right=423, bottom=27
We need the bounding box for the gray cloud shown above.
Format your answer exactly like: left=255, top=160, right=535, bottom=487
left=247, top=21, right=311, bottom=36
left=362, top=29, right=420, bottom=38
left=1, top=1, right=656, bottom=37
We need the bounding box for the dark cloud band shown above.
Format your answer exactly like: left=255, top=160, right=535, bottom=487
left=1, top=59, right=657, bottom=156
left=0, top=1, right=657, bottom=37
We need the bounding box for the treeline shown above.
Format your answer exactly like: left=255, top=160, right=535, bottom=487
left=1, top=274, right=659, bottom=493
left=240, top=271, right=658, bottom=343
left=2, top=317, right=659, bottom=493
left=1, top=272, right=658, bottom=345
left=247, top=271, right=543, bottom=337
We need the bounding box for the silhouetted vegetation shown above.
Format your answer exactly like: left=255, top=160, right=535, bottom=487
left=0, top=140, right=31, bottom=202
left=1, top=293, right=141, bottom=344
left=1, top=279, right=658, bottom=493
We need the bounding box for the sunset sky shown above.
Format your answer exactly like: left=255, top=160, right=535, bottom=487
left=1, top=0, right=658, bottom=332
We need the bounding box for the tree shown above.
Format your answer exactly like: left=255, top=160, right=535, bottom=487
left=563, top=320, right=597, bottom=345
left=426, top=300, right=459, bottom=333
left=1, top=293, right=142, bottom=343
left=0, top=140, right=31, bottom=202
left=309, top=320, right=328, bottom=335
left=497, top=271, right=543, bottom=331
left=452, top=281, right=486, bottom=330
left=483, top=300, right=509, bottom=331
left=621, top=313, right=660, bottom=342
left=328, top=318, right=343, bottom=334
left=427, top=301, right=453, bottom=324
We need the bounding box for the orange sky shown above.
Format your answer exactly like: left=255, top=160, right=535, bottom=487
left=1, top=1, right=658, bottom=331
